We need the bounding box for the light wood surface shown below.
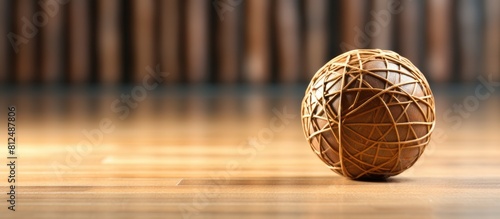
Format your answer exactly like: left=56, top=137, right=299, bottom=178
left=1, top=86, right=499, bottom=218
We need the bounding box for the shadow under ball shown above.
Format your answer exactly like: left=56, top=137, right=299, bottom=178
left=301, top=49, right=436, bottom=180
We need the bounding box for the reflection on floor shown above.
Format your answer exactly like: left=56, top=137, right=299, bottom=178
left=0, top=85, right=499, bottom=218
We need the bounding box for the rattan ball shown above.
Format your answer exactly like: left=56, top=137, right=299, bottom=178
left=301, top=49, right=435, bottom=180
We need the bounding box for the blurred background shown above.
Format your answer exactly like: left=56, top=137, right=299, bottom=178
left=0, top=0, right=498, bottom=86
left=0, top=2, right=500, bottom=217
left=0, top=0, right=498, bottom=165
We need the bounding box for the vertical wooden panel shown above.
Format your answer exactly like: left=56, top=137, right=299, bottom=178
left=132, top=0, right=156, bottom=83
left=68, top=0, right=91, bottom=83
left=160, top=0, right=181, bottom=83
left=426, top=0, right=453, bottom=82
left=484, top=0, right=500, bottom=80
left=215, top=1, right=241, bottom=84
left=97, top=0, right=121, bottom=84
left=185, top=0, right=209, bottom=83
left=275, top=0, right=301, bottom=83
left=340, top=0, right=366, bottom=52
left=399, top=0, right=423, bottom=68
left=369, top=0, right=393, bottom=50
left=244, top=0, right=271, bottom=84
left=14, top=0, right=37, bottom=83
left=457, top=0, right=482, bottom=81
left=0, top=1, right=7, bottom=83
left=40, top=0, right=65, bottom=83
left=304, top=0, right=327, bottom=79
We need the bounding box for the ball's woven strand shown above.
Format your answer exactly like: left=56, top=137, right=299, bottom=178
left=301, top=49, right=436, bottom=180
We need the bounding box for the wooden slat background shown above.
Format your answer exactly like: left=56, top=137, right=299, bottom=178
left=0, top=0, right=498, bottom=85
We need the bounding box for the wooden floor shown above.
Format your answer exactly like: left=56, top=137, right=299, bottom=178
left=1, top=85, right=500, bottom=219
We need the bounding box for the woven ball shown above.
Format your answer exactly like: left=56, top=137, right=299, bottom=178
left=301, top=49, right=435, bottom=180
